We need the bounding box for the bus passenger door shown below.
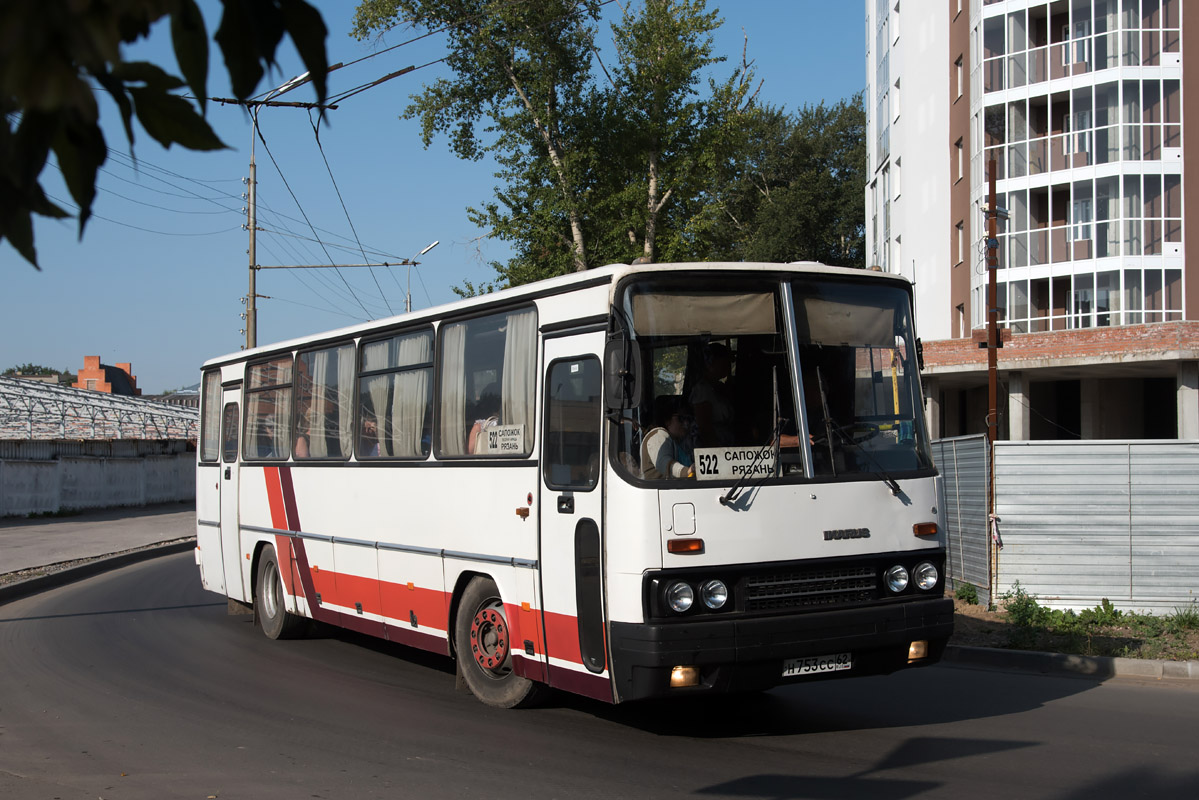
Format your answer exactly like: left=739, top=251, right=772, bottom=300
left=219, top=395, right=246, bottom=601
left=540, top=337, right=608, bottom=693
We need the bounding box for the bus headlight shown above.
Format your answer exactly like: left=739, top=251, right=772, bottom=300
left=884, top=565, right=910, bottom=593
left=666, top=582, right=694, bottom=613
left=700, top=579, right=728, bottom=609
left=914, top=561, right=939, bottom=591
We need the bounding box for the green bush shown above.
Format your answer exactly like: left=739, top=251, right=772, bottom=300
left=954, top=582, right=979, bottom=605
left=1001, top=582, right=1049, bottom=628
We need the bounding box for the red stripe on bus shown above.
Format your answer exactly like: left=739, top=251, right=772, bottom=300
left=278, top=466, right=301, bottom=532
left=263, top=469, right=593, bottom=672
left=263, top=467, right=287, bottom=531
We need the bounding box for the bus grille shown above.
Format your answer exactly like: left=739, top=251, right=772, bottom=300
left=744, top=565, right=877, bottom=612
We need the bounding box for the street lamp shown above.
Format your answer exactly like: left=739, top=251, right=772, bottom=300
left=406, top=240, right=440, bottom=313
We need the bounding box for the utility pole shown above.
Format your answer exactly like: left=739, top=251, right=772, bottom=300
left=218, top=64, right=426, bottom=349
left=984, top=157, right=1008, bottom=607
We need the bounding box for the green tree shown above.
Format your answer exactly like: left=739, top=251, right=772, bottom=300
left=2, top=0, right=330, bottom=269
left=692, top=94, right=866, bottom=267
left=3, top=363, right=61, bottom=376
left=602, top=0, right=723, bottom=264
left=353, top=0, right=602, bottom=275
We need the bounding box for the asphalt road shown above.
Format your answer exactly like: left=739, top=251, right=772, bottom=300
left=2, top=554, right=1198, bottom=800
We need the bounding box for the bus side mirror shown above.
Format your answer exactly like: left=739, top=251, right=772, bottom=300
left=604, top=340, right=642, bottom=412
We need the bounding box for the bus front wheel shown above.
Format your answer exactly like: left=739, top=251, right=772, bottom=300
left=455, top=577, right=544, bottom=708
left=255, top=545, right=306, bottom=640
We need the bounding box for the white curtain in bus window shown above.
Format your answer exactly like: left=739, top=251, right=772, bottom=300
left=631, top=292, right=776, bottom=336
left=358, top=331, right=432, bottom=458
left=391, top=333, right=432, bottom=457
left=200, top=371, right=221, bottom=462
left=439, top=324, right=468, bottom=455
left=245, top=358, right=292, bottom=459
left=297, top=344, right=354, bottom=458
left=501, top=308, right=536, bottom=453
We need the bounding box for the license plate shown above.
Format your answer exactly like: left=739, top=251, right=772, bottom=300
left=782, top=653, right=853, bottom=676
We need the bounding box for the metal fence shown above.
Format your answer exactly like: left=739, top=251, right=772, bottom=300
left=931, top=435, right=992, bottom=607
left=995, top=441, right=1199, bottom=614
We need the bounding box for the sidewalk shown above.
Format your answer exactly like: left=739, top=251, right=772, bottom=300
left=0, top=502, right=196, bottom=602
left=1, top=504, right=1195, bottom=684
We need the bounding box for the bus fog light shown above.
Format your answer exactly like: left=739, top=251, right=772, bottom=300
left=908, top=640, right=929, bottom=660
left=670, top=665, right=700, bottom=687
left=914, top=561, right=939, bottom=591
left=666, top=582, right=694, bottom=613
left=884, top=565, right=909, bottom=593
left=700, top=579, right=728, bottom=609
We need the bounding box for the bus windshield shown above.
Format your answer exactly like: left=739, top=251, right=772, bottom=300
left=610, top=274, right=934, bottom=483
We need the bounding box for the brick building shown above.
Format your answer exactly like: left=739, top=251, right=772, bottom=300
left=72, top=356, right=141, bottom=397
left=866, top=0, right=1198, bottom=439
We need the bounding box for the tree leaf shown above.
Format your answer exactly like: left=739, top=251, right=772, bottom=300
left=110, top=61, right=187, bottom=92
left=214, top=0, right=269, bottom=101
left=0, top=206, right=40, bottom=268
left=280, top=0, right=328, bottom=105
left=51, top=114, right=107, bottom=236
left=171, top=0, right=210, bottom=108
left=129, top=87, right=227, bottom=151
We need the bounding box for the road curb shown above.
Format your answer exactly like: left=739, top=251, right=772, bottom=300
left=0, top=538, right=196, bottom=606
left=944, top=644, right=1199, bottom=682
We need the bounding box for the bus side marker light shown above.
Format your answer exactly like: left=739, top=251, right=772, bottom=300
left=245, top=553, right=250, bottom=560
left=670, top=666, right=700, bottom=688
left=521, top=602, right=531, bottom=612
left=908, top=640, right=929, bottom=661
left=913, top=522, right=938, bottom=537
left=407, top=582, right=415, bottom=591
left=516, top=507, right=530, bottom=519
left=667, top=538, right=704, bottom=554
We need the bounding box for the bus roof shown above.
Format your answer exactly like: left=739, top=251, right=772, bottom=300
left=202, top=261, right=910, bottom=369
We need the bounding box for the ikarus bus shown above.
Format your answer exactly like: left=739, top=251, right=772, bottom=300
left=195, top=262, right=952, bottom=707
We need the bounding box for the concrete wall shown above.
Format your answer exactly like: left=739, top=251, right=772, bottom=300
left=0, top=454, right=195, bottom=518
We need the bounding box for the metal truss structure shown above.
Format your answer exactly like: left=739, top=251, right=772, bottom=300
left=0, top=376, right=199, bottom=441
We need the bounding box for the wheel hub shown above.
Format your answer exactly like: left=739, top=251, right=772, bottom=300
left=469, top=604, right=510, bottom=674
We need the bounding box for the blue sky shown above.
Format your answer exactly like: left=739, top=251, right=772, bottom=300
left=1, top=0, right=865, bottom=393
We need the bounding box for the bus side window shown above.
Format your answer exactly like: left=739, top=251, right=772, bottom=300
left=544, top=358, right=601, bottom=490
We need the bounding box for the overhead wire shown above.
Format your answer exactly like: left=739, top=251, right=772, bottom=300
left=309, top=109, right=393, bottom=315
left=252, top=115, right=374, bottom=320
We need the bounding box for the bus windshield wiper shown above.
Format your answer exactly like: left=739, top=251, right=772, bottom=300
left=815, top=368, right=902, bottom=496
left=720, top=369, right=783, bottom=507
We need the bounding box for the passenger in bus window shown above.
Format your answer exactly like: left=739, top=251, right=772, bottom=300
left=689, top=342, right=735, bottom=447
left=294, top=432, right=310, bottom=459
left=468, top=393, right=500, bottom=454
left=361, top=415, right=381, bottom=457
left=640, top=395, right=695, bottom=480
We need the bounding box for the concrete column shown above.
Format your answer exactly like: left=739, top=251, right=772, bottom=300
left=924, top=378, right=942, bottom=440
left=1007, top=371, right=1031, bottom=441
left=1180, top=361, right=1199, bottom=439
left=1079, top=378, right=1100, bottom=439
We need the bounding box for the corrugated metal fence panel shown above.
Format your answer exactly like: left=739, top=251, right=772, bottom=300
left=1129, top=442, right=1199, bottom=613
left=931, top=434, right=990, bottom=606
left=995, top=441, right=1199, bottom=613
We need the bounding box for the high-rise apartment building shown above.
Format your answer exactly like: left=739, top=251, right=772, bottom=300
left=867, top=0, right=1198, bottom=440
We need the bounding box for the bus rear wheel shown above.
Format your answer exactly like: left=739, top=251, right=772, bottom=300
left=255, top=545, right=307, bottom=640
left=455, top=577, right=544, bottom=708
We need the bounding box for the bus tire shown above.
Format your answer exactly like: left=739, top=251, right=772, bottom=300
left=455, top=577, right=544, bottom=708
left=255, top=545, right=306, bottom=640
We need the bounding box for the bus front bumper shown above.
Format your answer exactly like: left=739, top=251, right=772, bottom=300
left=608, top=596, right=953, bottom=703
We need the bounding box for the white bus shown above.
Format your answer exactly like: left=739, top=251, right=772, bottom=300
left=195, top=262, right=952, bottom=707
